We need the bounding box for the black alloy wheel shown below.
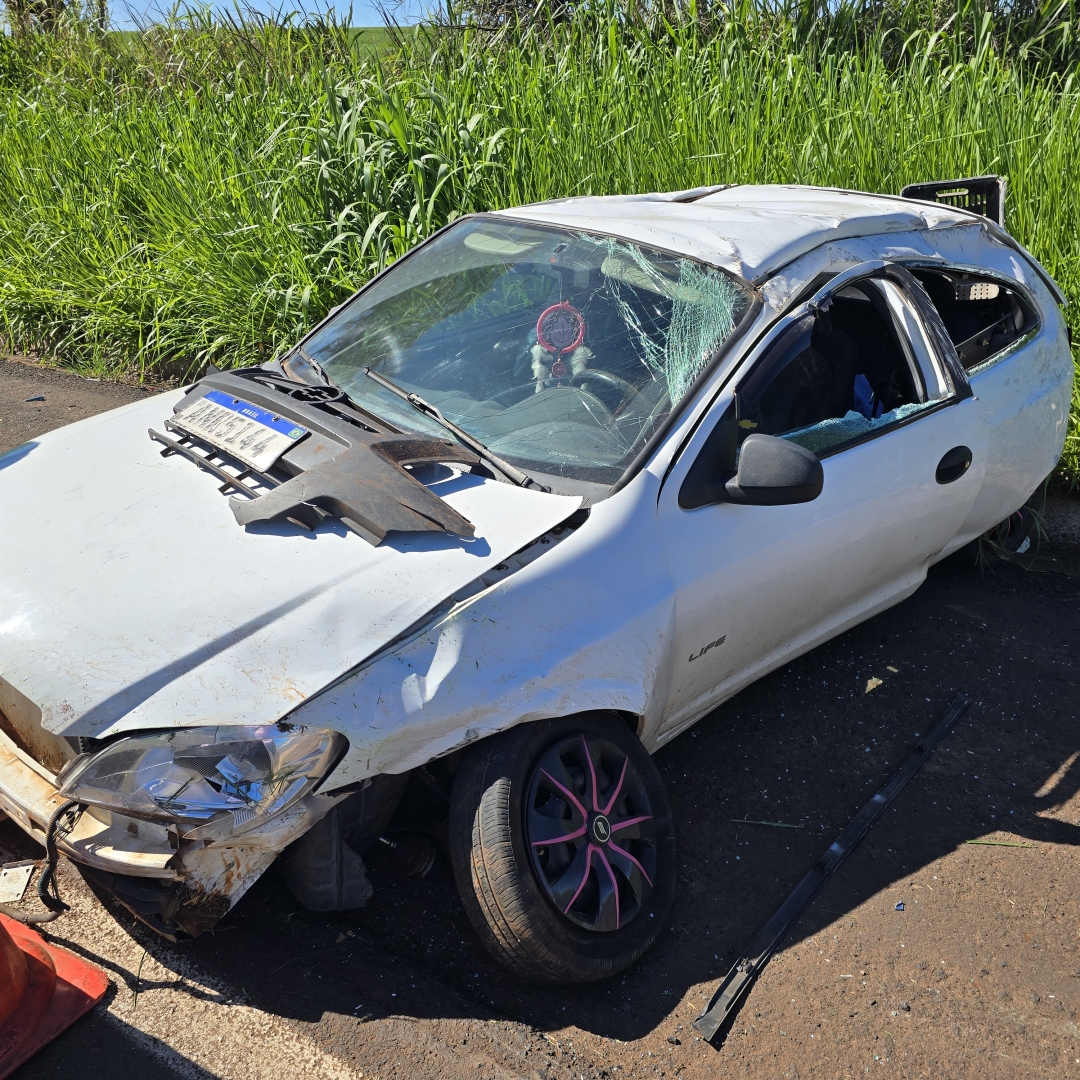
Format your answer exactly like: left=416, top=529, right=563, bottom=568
left=449, top=714, right=676, bottom=984
left=526, top=733, right=657, bottom=933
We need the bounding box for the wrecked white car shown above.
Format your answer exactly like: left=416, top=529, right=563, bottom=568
left=0, top=180, right=1071, bottom=983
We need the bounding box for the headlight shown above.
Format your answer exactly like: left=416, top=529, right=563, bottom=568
left=59, top=725, right=346, bottom=839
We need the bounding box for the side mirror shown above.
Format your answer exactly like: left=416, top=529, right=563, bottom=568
left=724, top=434, right=823, bottom=506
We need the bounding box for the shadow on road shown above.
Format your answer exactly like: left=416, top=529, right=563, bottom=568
left=145, top=554, right=1080, bottom=1043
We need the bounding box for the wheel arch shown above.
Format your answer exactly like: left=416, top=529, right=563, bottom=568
left=447, top=707, right=677, bottom=982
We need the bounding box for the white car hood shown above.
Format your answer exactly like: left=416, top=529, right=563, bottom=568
left=0, top=391, right=579, bottom=738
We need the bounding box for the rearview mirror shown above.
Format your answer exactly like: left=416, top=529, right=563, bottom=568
left=724, top=434, right=823, bottom=506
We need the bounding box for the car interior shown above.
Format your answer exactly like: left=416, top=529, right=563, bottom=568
left=303, top=220, right=754, bottom=489
left=909, top=267, right=1038, bottom=371
left=736, top=280, right=929, bottom=457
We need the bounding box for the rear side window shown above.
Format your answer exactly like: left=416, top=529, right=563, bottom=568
left=910, top=268, right=1038, bottom=372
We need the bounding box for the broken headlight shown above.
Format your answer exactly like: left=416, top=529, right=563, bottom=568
left=58, top=726, right=346, bottom=839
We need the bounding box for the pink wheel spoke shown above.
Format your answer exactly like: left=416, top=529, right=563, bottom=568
left=607, top=840, right=653, bottom=887
left=529, top=735, right=658, bottom=932
left=595, top=846, right=621, bottom=930
left=581, top=735, right=601, bottom=812
left=540, top=768, right=588, bottom=819
left=601, top=758, right=628, bottom=816
left=548, top=843, right=590, bottom=909
left=562, top=845, right=595, bottom=915
left=609, top=813, right=652, bottom=833
left=530, top=824, right=586, bottom=847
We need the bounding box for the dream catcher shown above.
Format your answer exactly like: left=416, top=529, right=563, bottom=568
left=531, top=302, right=592, bottom=388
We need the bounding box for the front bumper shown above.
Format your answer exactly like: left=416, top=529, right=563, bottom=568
left=0, top=727, right=334, bottom=936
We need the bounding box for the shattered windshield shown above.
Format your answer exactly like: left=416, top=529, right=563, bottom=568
left=302, top=217, right=754, bottom=486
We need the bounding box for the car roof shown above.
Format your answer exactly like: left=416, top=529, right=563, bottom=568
left=493, top=184, right=975, bottom=285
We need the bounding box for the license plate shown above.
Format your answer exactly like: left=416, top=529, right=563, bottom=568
left=173, top=390, right=308, bottom=472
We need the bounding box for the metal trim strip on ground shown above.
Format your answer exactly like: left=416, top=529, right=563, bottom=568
left=694, top=693, right=971, bottom=1044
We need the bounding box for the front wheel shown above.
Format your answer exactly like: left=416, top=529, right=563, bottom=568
left=449, top=714, right=676, bottom=983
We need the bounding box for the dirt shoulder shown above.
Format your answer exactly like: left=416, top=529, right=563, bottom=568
left=3, top=359, right=1080, bottom=1080
left=0, top=356, right=157, bottom=453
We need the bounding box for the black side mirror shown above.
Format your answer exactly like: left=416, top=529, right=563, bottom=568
left=679, top=404, right=825, bottom=509
left=724, top=434, right=823, bottom=505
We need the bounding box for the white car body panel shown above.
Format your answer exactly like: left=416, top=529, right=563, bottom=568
left=960, top=323, right=1072, bottom=540
left=288, top=387, right=993, bottom=787
left=657, top=394, right=990, bottom=733
left=0, top=185, right=1071, bottom=933
left=0, top=391, right=579, bottom=740
left=290, top=468, right=678, bottom=781
left=500, top=185, right=971, bottom=282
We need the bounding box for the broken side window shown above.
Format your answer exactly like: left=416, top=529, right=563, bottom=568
left=735, top=279, right=939, bottom=458
left=909, top=268, right=1039, bottom=373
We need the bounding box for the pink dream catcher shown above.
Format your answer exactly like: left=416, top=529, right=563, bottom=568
left=536, top=301, right=587, bottom=379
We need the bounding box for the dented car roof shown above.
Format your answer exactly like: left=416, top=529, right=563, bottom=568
left=497, top=184, right=975, bottom=283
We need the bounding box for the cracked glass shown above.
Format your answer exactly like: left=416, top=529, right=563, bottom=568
left=304, top=218, right=754, bottom=486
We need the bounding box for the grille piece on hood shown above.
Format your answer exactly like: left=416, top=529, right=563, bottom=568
left=150, top=370, right=483, bottom=546
left=229, top=431, right=480, bottom=543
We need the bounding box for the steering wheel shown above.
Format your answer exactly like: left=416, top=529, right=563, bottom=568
left=567, top=369, right=638, bottom=412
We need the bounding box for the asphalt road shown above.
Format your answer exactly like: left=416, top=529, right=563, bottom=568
left=4, top=357, right=1080, bottom=1080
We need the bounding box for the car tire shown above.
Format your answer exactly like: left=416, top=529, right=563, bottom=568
left=449, top=713, right=676, bottom=983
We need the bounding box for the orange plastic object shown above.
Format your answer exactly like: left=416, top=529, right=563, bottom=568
left=0, top=913, right=109, bottom=1078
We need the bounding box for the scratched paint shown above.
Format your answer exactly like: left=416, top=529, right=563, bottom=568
left=0, top=394, right=579, bottom=737
left=0, top=187, right=1070, bottom=927
left=291, top=468, right=678, bottom=784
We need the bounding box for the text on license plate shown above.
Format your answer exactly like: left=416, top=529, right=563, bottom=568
left=173, top=390, right=308, bottom=472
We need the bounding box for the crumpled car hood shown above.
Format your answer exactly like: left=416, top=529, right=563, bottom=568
left=0, top=391, right=579, bottom=738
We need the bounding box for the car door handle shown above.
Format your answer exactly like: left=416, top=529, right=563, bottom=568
left=936, top=445, right=972, bottom=484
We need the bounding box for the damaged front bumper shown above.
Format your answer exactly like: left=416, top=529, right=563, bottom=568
left=0, top=727, right=335, bottom=938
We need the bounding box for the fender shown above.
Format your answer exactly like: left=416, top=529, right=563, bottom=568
left=290, top=469, right=680, bottom=785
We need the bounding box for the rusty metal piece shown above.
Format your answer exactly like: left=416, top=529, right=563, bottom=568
left=173, top=887, right=231, bottom=938
left=0, top=678, right=76, bottom=777
left=168, top=371, right=483, bottom=544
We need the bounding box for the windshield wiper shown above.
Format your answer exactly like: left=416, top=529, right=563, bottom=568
left=363, top=367, right=547, bottom=491
left=267, top=347, right=424, bottom=436
left=279, top=346, right=334, bottom=386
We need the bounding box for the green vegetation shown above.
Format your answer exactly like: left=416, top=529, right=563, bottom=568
left=0, top=2, right=1077, bottom=475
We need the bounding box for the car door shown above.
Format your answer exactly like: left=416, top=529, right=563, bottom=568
left=905, top=260, right=1073, bottom=538
left=655, top=262, right=989, bottom=738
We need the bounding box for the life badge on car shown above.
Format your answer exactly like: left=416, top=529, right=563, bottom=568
left=688, top=635, right=726, bottom=662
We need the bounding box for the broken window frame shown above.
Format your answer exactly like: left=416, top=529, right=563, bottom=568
left=871, top=279, right=940, bottom=403
left=733, top=265, right=967, bottom=462
left=903, top=261, right=1042, bottom=376
left=675, top=260, right=977, bottom=507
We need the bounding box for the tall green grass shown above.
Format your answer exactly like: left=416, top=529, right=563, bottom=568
left=0, top=3, right=1077, bottom=476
